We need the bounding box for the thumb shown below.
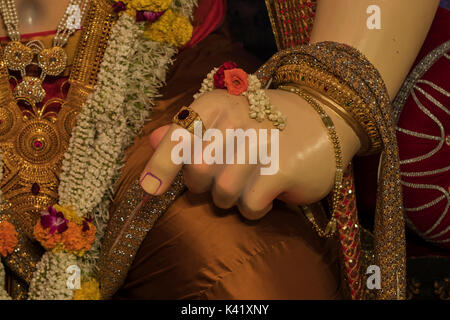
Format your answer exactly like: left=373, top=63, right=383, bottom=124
left=140, top=124, right=187, bottom=195
left=149, top=125, right=171, bottom=150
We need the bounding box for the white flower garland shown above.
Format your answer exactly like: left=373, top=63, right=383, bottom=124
left=0, top=258, right=10, bottom=300
left=194, top=67, right=287, bottom=130
left=28, top=252, right=78, bottom=300
left=0, top=1, right=196, bottom=300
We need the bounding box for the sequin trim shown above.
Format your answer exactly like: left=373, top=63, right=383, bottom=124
left=98, top=174, right=185, bottom=299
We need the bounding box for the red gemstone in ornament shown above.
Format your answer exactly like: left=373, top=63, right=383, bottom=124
left=31, top=183, right=40, bottom=195
left=34, top=141, right=43, bottom=149
left=177, top=110, right=190, bottom=120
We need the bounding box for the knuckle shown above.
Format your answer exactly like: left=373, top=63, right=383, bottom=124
left=214, top=178, right=237, bottom=200
left=242, top=198, right=264, bottom=214
left=212, top=180, right=239, bottom=209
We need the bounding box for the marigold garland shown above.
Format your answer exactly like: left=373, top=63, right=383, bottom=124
left=0, top=221, right=17, bottom=257
left=114, top=0, right=193, bottom=46
left=144, top=9, right=193, bottom=47
left=72, top=278, right=101, bottom=300
left=34, top=220, right=96, bottom=257
left=127, top=0, right=172, bottom=12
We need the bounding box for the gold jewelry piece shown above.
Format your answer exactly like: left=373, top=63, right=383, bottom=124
left=278, top=84, right=342, bottom=238
left=38, top=46, right=68, bottom=76
left=273, top=60, right=380, bottom=155
left=0, top=0, right=89, bottom=104
left=3, top=41, right=33, bottom=71
left=292, top=84, right=369, bottom=153
left=173, top=106, right=206, bottom=136
left=257, top=42, right=406, bottom=299
left=0, top=0, right=116, bottom=289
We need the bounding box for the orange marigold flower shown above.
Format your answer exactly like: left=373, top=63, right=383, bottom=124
left=34, top=219, right=96, bottom=256
left=224, top=69, right=249, bottom=95
left=33, top=221, right=62, bottom=250
left=61, top=221, right=96, bottom=255
left=0, top=221, right=18, bottom=257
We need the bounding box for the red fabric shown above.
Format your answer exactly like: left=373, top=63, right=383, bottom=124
left=0, top=29, right=59, bottom=41
left=183, top=0, right=226, bottom=49
left=10, top=76, right=70, bottom=115
left=396, top=7, right=450, bottom=249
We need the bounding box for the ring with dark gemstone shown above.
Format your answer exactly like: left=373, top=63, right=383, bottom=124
left=173, top=106, right=205, bottom=136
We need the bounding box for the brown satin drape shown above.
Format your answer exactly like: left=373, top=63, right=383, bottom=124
left=112, top=24, right=346, bottom=299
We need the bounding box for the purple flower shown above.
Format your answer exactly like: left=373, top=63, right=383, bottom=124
left=82, top=217, right=93, bottom=232
left=136, top=10, right=164, bottom=23
left=112, top=1, right=127, bottom=13
left=40, top=206, right=68, bottom=235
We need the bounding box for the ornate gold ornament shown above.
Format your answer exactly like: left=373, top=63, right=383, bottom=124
left=0, top=0, right=89, bottom=104
left=0, top=0, right=116, bottom=292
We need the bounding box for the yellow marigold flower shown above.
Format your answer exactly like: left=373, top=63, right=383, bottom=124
left=144, top=9, right=193, bottom=47
left=130, top=0, right=172, bottom=12
left=73, top=278, right=101, bottom=300
left=0, top=221, right=18, bottom=257
left=53, top=204, right=83, bottom=224
left=125, top=7, right=137, bottom=17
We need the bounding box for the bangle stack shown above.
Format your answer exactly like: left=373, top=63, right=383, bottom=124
left=256, top=41, right=405, bottom=300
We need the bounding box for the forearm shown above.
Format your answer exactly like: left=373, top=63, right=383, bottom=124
left=310, top=0, right=439, bottom=99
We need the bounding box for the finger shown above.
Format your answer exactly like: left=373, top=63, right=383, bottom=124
left=183, top=117, right=237, bottom=194
left=211, top=164, right=258, bottom=209
left=238, top=174, right=286, bottom=220
left=149, top=125, right=171, bottom=150
left=140, top=124, right=190, bottom=195
left=182, top=162, right=218, bottom=194
left=237, top=201, right=273, bottom=221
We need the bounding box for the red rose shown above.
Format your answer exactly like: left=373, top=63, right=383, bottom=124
left=213, top=61, right=238, bottom=89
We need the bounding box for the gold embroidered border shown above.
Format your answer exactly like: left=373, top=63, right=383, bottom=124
left=265, top=0, right=316, bottom=50
left=98, top=174, right=185, bottom=299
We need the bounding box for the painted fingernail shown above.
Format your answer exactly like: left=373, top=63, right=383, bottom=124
left=140, top=172, right=162, bottom=195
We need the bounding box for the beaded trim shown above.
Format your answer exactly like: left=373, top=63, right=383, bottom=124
left=392, top=40, right=450, bottom=121
left=265, top=0, right=316, bottom=50
left=392, top=40, right=450, bottom=246
left=98, top=174, right=185, bottom=299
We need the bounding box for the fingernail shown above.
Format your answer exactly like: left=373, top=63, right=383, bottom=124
left=140, top=172, right=162, bottom=195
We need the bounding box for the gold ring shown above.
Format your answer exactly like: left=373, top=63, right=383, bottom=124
left=173, top=106, right=206, bottom=136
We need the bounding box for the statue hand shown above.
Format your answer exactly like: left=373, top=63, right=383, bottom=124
left=140, top=89, right=360, bottom=220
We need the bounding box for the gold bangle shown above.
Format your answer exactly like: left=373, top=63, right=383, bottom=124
left=292, top=84, right=370, bottom=153
left=257, top=42, right=406, bottom=299
left=273, top=61, right=381, bottom=155
left=278, top=84, right=342, bottom=238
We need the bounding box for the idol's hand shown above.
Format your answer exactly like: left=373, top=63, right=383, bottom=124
left=140, top=89, right=361, bottom=220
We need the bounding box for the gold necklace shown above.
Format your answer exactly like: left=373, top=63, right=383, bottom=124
left=0, top=0, right=89, bottom=104
left=0, top=0, right=116, bottom=293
